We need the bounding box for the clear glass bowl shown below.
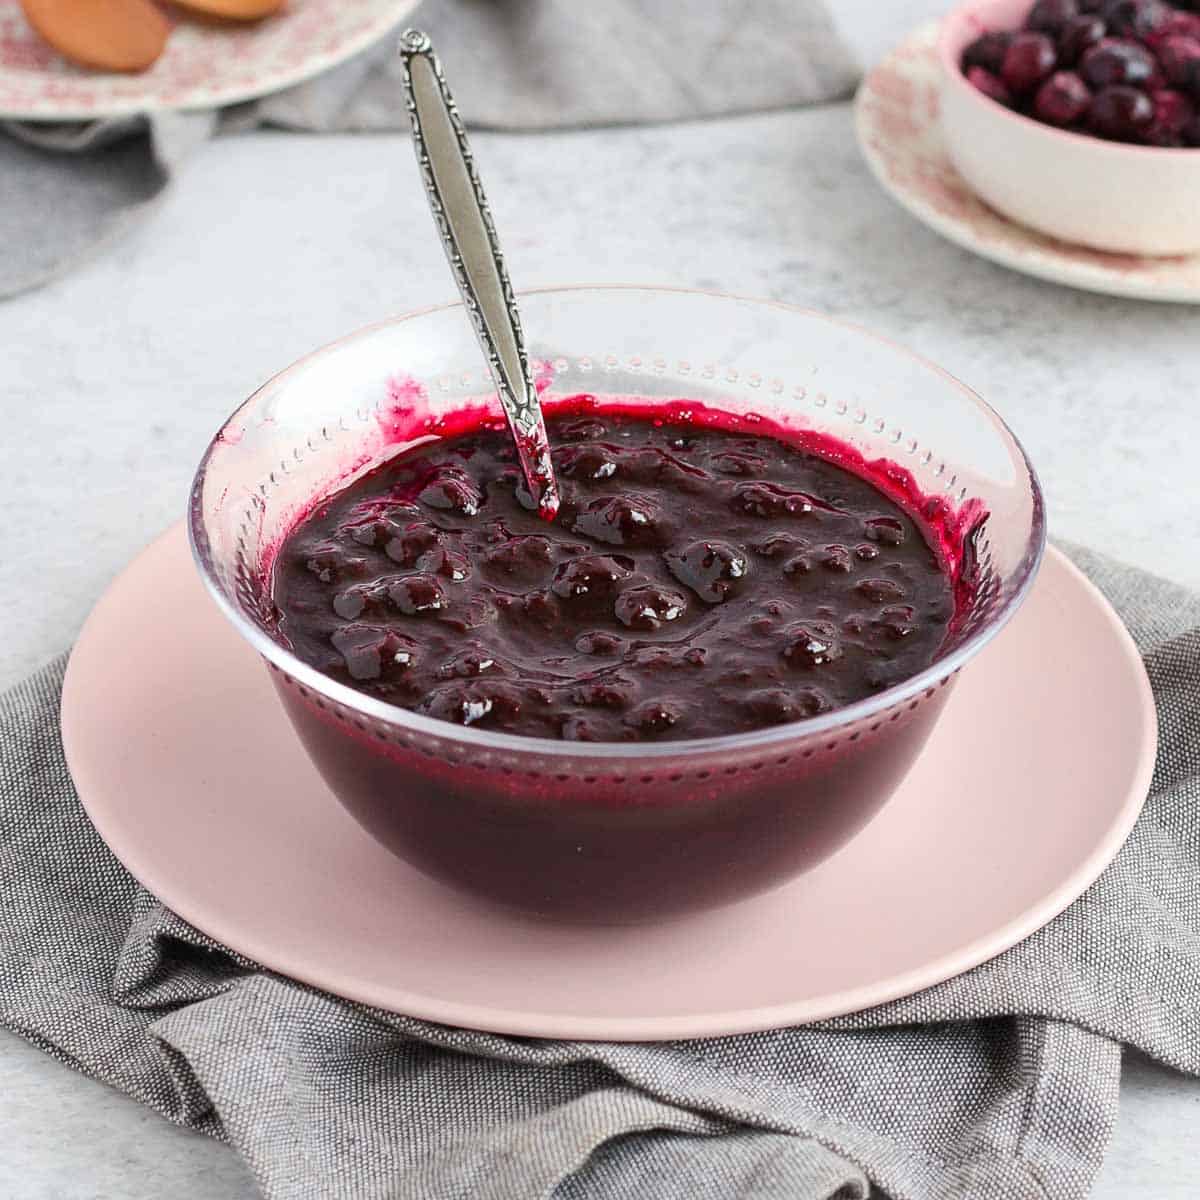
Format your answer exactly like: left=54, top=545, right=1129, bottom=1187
left=190, top=287, right=1045, bottom=921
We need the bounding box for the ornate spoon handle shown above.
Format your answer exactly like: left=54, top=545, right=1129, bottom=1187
left=398, top=29, right=559, bottom=519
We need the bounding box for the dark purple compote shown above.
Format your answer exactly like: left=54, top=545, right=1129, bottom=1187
left=272, top=404, right=957, bottom=743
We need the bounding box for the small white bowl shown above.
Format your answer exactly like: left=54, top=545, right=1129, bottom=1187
left=939, top=0, right=1200, bottom=256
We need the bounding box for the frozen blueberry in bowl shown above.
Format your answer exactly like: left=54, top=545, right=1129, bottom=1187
left=1000, top=30, right=1060, bottom=90
left=1087, top=82, right=1157, bottom=135
left=942, top=0, right=1200, bottom=253
left=1057, top=14, right=1107, bottom=63
left=1033, top=69, right=1093, bottom=121
left=1025, top=0, right=1081, bottom=34
left=1156, top=34, right=1200, bottom=86
left=1146, top=86, right=1197, bottom=142
left=966, top=64, right=1016, bottom=103
left=191, top=287, right=1044, bottom=921
left=1078, top=38, right=1159, bottom=88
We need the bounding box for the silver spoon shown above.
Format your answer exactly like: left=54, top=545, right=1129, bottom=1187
left=398, top=29, right=560, bottom=520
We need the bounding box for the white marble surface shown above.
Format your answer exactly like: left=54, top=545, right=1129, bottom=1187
left=3, top=4, right=1200, bottom=1197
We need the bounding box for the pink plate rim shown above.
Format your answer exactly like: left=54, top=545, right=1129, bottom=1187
left=61, top=528, right=1157, bottom=1040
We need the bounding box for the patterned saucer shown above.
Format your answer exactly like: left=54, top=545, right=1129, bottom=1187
left=0, top=0, right=415, bottom=120
left=855, top=24, right=1200, bottom=304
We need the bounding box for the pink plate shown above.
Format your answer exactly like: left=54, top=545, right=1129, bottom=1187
left=0, top=0, right=416, bottom=120
left=61, top=526, right=1156, bottom=1040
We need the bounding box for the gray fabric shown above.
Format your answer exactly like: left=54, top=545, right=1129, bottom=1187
left=0, top=0, right=858, bottom=299
left=1, top=541, right=1197, bottom=1200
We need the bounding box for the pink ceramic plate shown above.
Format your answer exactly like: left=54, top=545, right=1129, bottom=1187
left=61, top=526, right=1156, bottom=1040
left=0, top=0, right=415, bottom=120
left=855, top=24, right=1200, bottom=303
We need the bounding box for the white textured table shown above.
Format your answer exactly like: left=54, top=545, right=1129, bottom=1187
left=3, top=8, right=1200, bottom=1196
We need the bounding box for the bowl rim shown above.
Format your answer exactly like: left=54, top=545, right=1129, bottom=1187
left=189, top=283, right=1047, bottom=760
left=938, top=0, right=1200, bottom=160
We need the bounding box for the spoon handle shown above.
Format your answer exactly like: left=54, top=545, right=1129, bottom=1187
left=398, top=30, right=559, bottom=519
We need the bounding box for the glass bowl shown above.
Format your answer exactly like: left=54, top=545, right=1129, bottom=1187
left=189, top=287, right=1045, bottom=922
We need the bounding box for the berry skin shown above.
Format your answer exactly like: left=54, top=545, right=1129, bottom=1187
left=1058, top=15, right=1107, bottom=64
left=1087, top=83, right=1155, bottom=138
left=1028, top=0, right=1080, bottom=33
left=967, top=65, right=1015, bottom=105
left=1033, top=70, right=1093, bottom=123
left=963, top=31, right=1014, bottom=73
left=1001, top=32, right=1060, bottom=93
left=1079, top=37, right=1158, bottom=87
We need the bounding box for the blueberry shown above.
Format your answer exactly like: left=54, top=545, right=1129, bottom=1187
left=421, top=682, right=522, bottom=728
left=1087, top=83, right=1155, bottom=137
left=483, top=535, right=554, bottom=582
left=1057, top=14, right=1107, bottom=64
left=966, top=66, right=1014, bottom=105
left=521, top=590, right=559, bottom=629
left=388, top=573, right=447, bottom=615
left=614, top=585, right=689, bottom=631
left=558, top=417, right=609, bottom=442
left=417, top=465, right=483, bottom=516
left=1027, top=0, right=1079, bottom=34
left=753, top=533, right=809, bottom=558
left=818, top=544, right=853, bottom=573
left=551, top=554, right=634, bottom=601
left=343, top=515, right=395, bottom=549
left=575, top=631, right=625, bottom=655
left=744, top=687, right=830, bottom=724
left=710, top=450, right=769, bottom=476
left=782, top=620, right=843, bottom=668
left=1080, top=37, right=1157, bottom=86
left=1001, top=32, right=1059, bottom=92
left=1100, top=0, right=1168, bottom=38
left=571, top=679, right=634, bottom=709
left=665, top=539, right=749, bottom=603
left=1146, top=87, right=1196, bottom=143
left=876, top=605, right=918, bottom=641
left=865, top=516, right=906, bottom=546
left=962, top=30, right=1013, bottom=73
left=416, top=545, right=472, bottom=581
left=1034, top=70, right=1093, bottom=122
left=570, top=494, right=668, bottom=547
left=623, top=700, right=682, bottom=736
left=856, top=578, right=908, bottom=604
left=437, top=593, right=497, bottom=634
left=302, top=544, right=368, bottom=585
left=556, top=443, right=621, bottom=482
left=437, top=646, right=503, bottom=678
left=381, top=520, right=439, bottom=567
left=330, top=626, right=417, bottom=682
left=1155, top=35, right=1200, bottom=89
left=332, top=587, right=367, bottom=620
left=1154, top=11, right=1200, bottom=42
left=560, top=715, right=602, bottom=741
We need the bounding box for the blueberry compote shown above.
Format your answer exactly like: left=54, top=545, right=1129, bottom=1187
left=273, top=406, right=956, bottom=742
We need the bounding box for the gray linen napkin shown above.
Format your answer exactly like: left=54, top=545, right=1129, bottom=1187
left=2, top=541, right=1198, bottom=1200
left=0, top=0, right=859, bottom=299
